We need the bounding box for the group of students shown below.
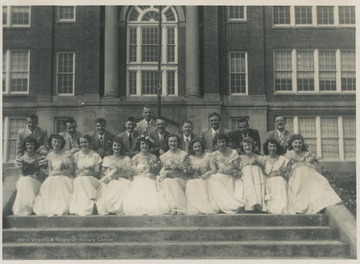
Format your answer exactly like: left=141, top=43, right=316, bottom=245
left=12, top=108, right=342, bottom=216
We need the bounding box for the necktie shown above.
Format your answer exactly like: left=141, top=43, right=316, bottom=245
left=69, top=135, right=73, bottom=149
left=99, top=135, right=104, bottom=148
left=146, top=122, right=150, bottom=135
left=129, top=133, right=133, bottom=148
left=185, top=138, right=190, bottom=153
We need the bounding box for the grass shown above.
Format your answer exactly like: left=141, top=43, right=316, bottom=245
left=322, top=167, right=356, bottom=217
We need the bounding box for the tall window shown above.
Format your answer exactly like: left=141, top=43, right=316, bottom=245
left=287, top=116, right=355, bottom=161
left=295, top=6, right=313, bottom=25
left=273, top=6, right=291, bottom=25
left=56, top=52, right=75, bottom=95
left=127, top=6, right=178, bottom=96
left=229, top=52, right=247, bottom=94
left=3, top=6, right=31, bottom=27
left=54, top=118, right=71, bottom=133
left=56, top=6, right=76, bottom=22
left=228, top=6, right=246, bottom=21
left=339, top=6, right=356, bottom=25
left=317, top=6, right=334, bottom=25
left=2, top=117, right=24, bottom=162
left=274, top=49, right=356, bottom=93
left=2, top=50, right=30, bottom=94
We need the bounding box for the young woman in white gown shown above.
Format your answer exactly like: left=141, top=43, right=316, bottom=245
left=123, top=135, right=169, bottom=215
left=263, top=139, right=294, bottom=214
left=207, top=133, right=245, bottom=214
left=186, top=138, right=219, bottom=214
left=33, top=134, right=74, bottom=216
left=239, top=137, right=267, bottom=212
left=157, top=134, right=188, bottom=215
left=284, top=134, right=342, bottom=214
left=70, top=135, right=102, bottom=216
left=96, top=137, right=132, bottom=215
left=13, top=137, right=46, bottom=215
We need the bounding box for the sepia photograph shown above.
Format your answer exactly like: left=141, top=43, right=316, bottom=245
left=1, top=1, right=357, bottom=261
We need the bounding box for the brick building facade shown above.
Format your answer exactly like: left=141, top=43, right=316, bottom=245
left=2, top=5, right=356, bottom=170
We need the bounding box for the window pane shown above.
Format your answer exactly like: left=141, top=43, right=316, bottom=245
left=230, top=52, right=246, bottom=94
left=317, top=6, right=334, bottom=25
left=57, top=52, right=74, bottom=94
left=341, top=51, right=356, bottom=91
left=321, top=117, right=339, bottom=158
left=129, top=71, right=137, bottom=95
left=3, top=52, right=7, bottom=92
left=167, top=71, right=175, bottom=95
left=129, top=27, right=137, bottom=62
left=8, top=118, right=24, bottom=161
left=3, top=6, right=7, bottom=25
left=10, top=51, right=29, bottom=92
left=142, top=27, right=159, bottom=62
left=228, top=6, right=245, bottom=20
left=297, top=51, right=314, bottom=91
left=11, top=6, right=30, bottom=26
left=273, top=6, right=290, bottom=24
left=343, top=116, right=356, bottom=159
left=167, top=27, right=175, bottom=62
left=55, top=118, right=70, bottom=134
left=339, top=6, right=355, bottom=25
left=299, top=117, right=317, bottom=156
left=58, top=6, right=75, bottom=20
left=319, top=51, right=336, bottom=91
left=274, top=51, right=292, bottom=91
left=295, top=6, right=312, bottom=25
left=285, top=117, right=294, bottom=134
left=142, top=71, right=158, bottom=94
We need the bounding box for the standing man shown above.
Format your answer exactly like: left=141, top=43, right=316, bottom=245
left=179, top=120, right=197, bottom=154
left=16, top=113, right=48, bottom=157
left=117, top=116, right=139, bottom=158
left=59, top=118, right=83, bottom=154
left=232, top=118, right=261, bottom=154
left=266, top=113, right=292, bottom=154
left=90, top=117, right=116, bottom=158
left=135, top=105, right=157, bottom=136
left=199, top=112, right=232, bottom=152
left=149, top=117, right=171, bottom=156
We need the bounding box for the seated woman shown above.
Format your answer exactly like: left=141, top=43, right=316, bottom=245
left=96, top=137, right=132, bottom=215
left=284, top=134, right=342, bottom=214
left=239, top=137, right=267, bottom=212
left=69, top=135, right=102, bottom=216
left=263, top=139, right=294, bottom=214
left=33, top=134, right=74, bottom=216
left=13, top=137, right=46, bottom=215
left=186, top=138, right=219, bottom=215
left=157, top=134, right=188, bottom=215
left=207, top=133, right=245, bottom=214
left=123, top=135, right=169, bottom=215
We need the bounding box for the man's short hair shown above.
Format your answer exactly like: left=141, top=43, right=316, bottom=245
left=238, top=118, right=249, bottom=126
left=95, top=117, right=106, bottom=124
left=156, top=116, right=167, bottom=122
left=26, top=113, right=38, bottom=122
left=182, top=120, right=193, bottom=126
left=208, top=112, right=221, bottom=119
left=274, top=113, right=286, bottom=121
left=65, top=117, right=77, bottom=126
left=126, top=116, right=137, bottom=123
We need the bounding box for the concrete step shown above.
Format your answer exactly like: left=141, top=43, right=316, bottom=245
left=4, top=214, right=328, bottom=228
left=3, top=226, right=338, bottom=243
left=3, top=240, right=349, bottom=259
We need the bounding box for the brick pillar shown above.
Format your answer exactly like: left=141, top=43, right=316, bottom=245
left=103, top=6, right=119, bottom=99
left=185, top=6, right=200, bottom=99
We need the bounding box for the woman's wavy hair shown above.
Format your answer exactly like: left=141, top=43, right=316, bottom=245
left=166, top=133, right=181, bottom=149
left=188, top=138, right=205, bottom=155
left=287, top=134, right=308, bottom=151
left=109, top=137, right=126, bottom=155
left=22, top=136, right=40, bottom=152
left=77, top=134, right=93, bottom=147
left=48, top=134, right=66, bottom=149
left=212, top=133, right=229, bottom=148
left=135, top=134, right=154, bottom=151
left=263, top=139, right=283, bottom=155
left=239, top=136, right=255, bottom=153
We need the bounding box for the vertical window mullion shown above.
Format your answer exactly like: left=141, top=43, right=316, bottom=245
left=5, top=50, right=10, bottom=93
left=314, top=49, right=319, bottom=92
left=292, top=49, right=297, bottom=92
left=3, top=116, right=9, bottom=162
left=136, top=70, right=141, bottom=95
left=162, top=25, right=167, bottom=64
left=312, top=5, right=316, bottom=26
left=293, top=116, right=299, bottom=133
left=315, top=116, right=321, bottom=158
left=290, top=6, right=295, bottom=26
left=162, top=70, right=167, bottom=96
left=336, top=49, right=341, bottom=92
left=338, top=116, right=344, bottom=160
left=334, top=6, right=339, bottom=26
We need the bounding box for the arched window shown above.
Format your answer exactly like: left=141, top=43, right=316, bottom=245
left=127, top=6, right=178, bottom=96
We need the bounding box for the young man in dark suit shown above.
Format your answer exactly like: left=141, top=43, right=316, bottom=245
left=116, top=116, right=139, bottom=158
left=232, top=118, right=261, bottom=154
left=89, top=117, right=116, bottom=158
left=179, top=120, right=197, bottom=154
left=149, top=117, right=171, bottom=157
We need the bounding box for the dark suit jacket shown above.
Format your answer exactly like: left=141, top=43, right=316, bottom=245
left=179, top=132, right=197, bottom=153
left=199, top=127, right=232, bottom=152
left=89, top=130, right=116, bottom=158
left=148, top=130, right=170, bottom=157
left=266, top=129, right=292, bottom=154
left=232, top=128, right=261, bottom=154
left=16, top=127, right=48, bottom=156
left=116, top=130, right=140, bottom=157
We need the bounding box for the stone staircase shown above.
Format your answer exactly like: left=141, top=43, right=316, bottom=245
left=3, top=214, right=350, bottom=259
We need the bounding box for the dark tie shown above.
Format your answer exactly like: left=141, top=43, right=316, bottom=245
left=185, top=138, right=190, bottom=153
left=99, top=135, right=104, bottom=148
left=129, top=133, right=133, bottom=148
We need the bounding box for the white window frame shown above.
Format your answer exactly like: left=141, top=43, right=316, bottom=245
left=56, top=6, right=76, bottom=23
left=3, top=50, right=30, bottom=95
left=2, top=6, right=31, bottom=28
left=56, top=52, right=75, bottom=96
left=229, top=51, right=248, bottom=95
left=274, top=49, right=355, bottom=94
left=272, top=5, right=355, bottom=28
left=227, top=6, right=247, bottom=22
left=126, top=6, right=179, bottom=97
left=288, top=115, right=355, bottom=161
left=2, top=117, right=24, bottom=162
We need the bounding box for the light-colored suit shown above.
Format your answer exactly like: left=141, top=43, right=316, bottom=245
left=135, top=118, right=157, bottom=136
left=199, top=127, right=232, bottom=152
left=89, top=130, right=116, bottom=158
left=116, top=130, right=140, bottom=157
left=266, top=129, right=292, bottom=153
left=58, top=131, right=83, bottom=152
left=16, top=127, right=48, bottom=156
